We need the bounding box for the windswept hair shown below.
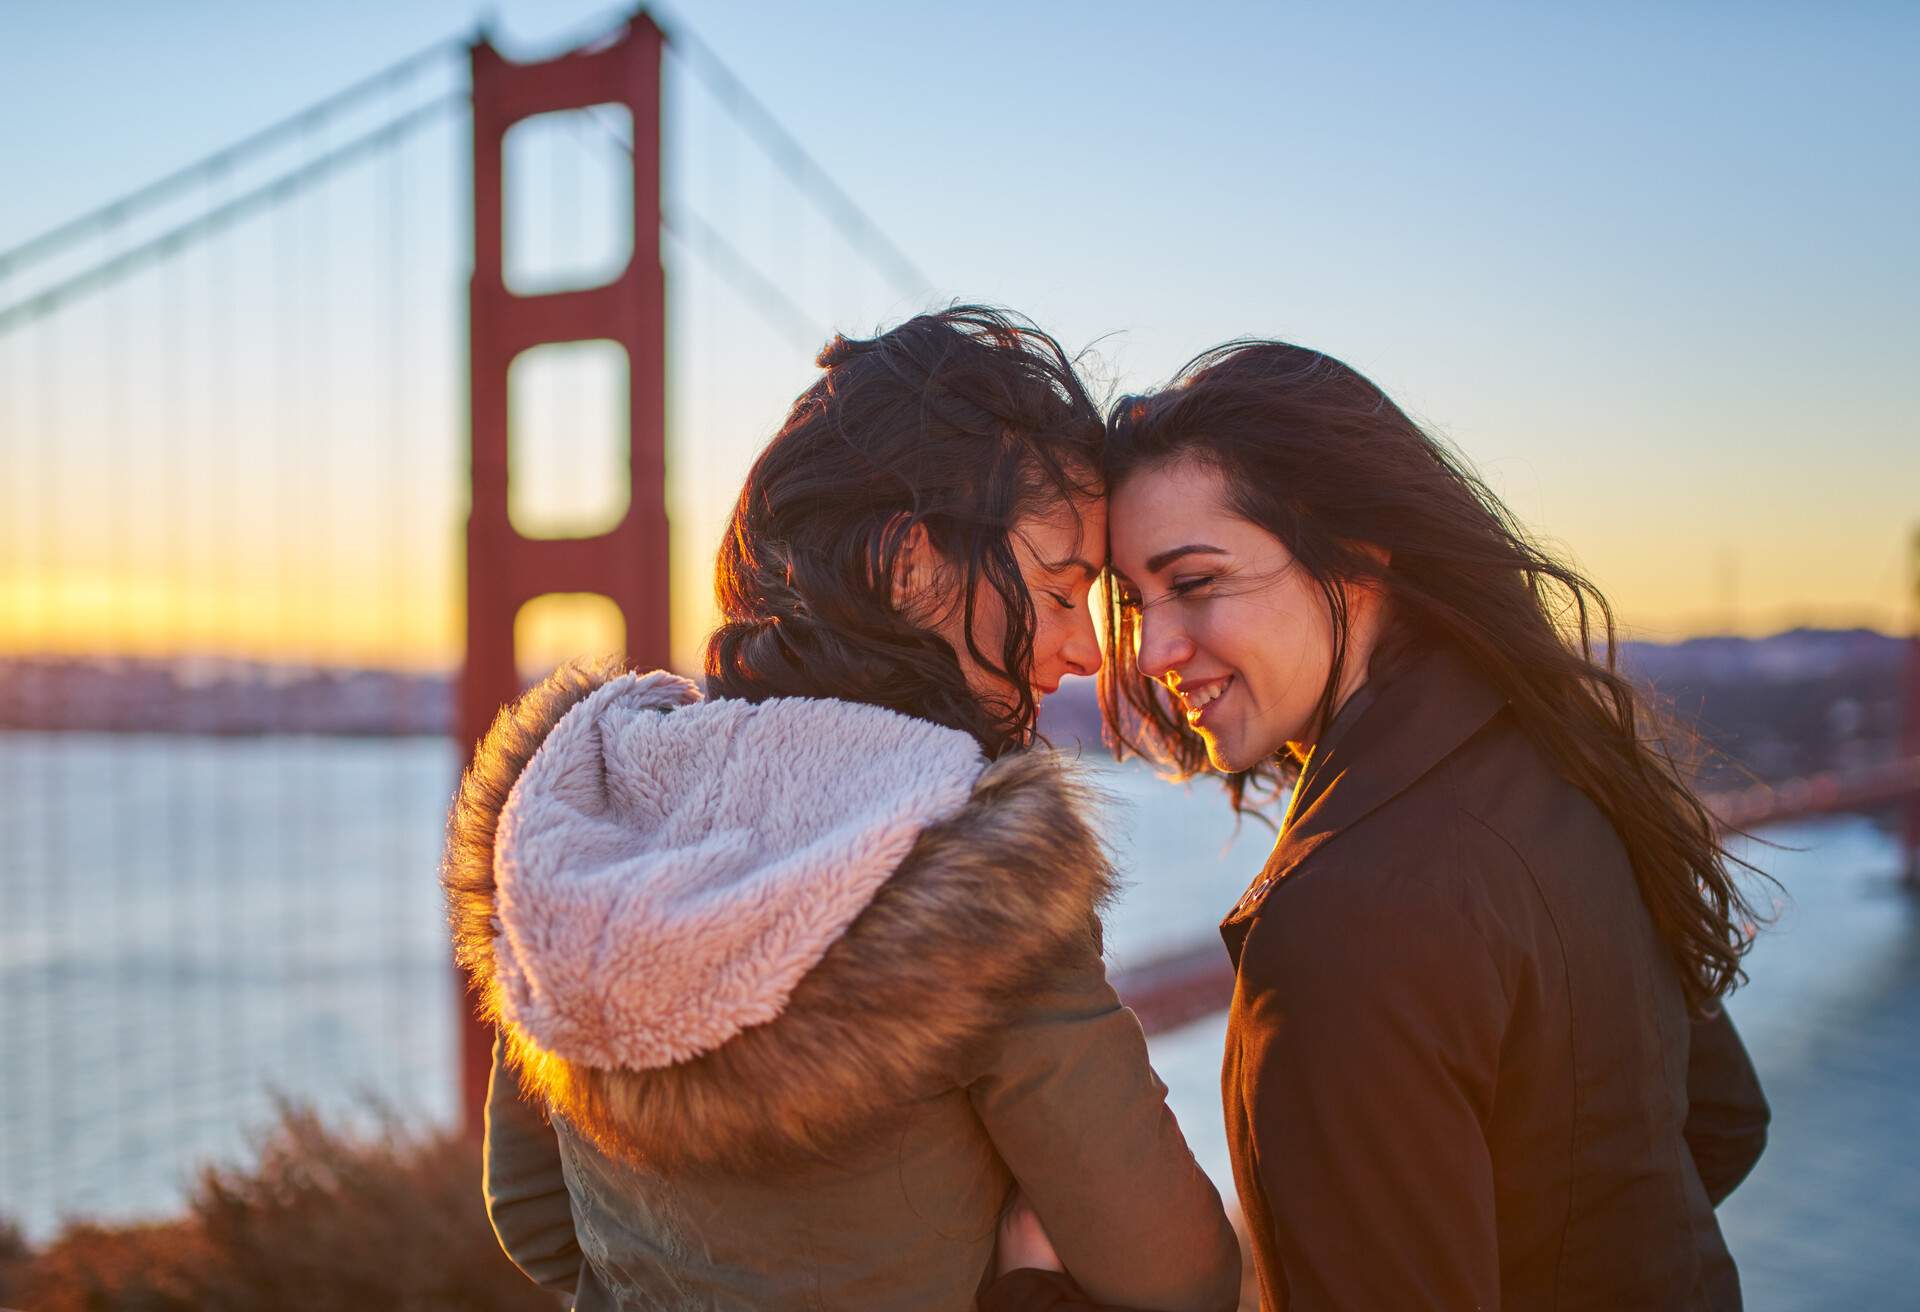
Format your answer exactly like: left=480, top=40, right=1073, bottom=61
left=707, top=305, right=1102, bottom=757
left=1100, top=340, right=1764, bottom=1009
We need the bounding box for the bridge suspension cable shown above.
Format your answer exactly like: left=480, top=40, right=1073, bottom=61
left=0, top=93, right=463, bottom=336
left=648, top=12, right=934, bottom=302
left=0, top=34, right=463, bottom=280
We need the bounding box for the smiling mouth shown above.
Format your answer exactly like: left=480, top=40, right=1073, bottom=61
left=1176, top=675, right=1234, bottom=726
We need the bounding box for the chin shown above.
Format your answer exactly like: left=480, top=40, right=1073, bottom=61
left=1204, top=722, right=1289, bottom=775
left=1202, top=737, right=1246, bottom=774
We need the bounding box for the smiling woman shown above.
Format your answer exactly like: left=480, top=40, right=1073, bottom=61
left=1100, top=340, right=1764, bottom=1005
left=1091, top=339, right=1773, bottom=1311
left=1106, top=473, right=1388, bottom=779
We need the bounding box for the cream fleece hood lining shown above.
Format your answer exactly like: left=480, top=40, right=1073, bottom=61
left=491, top=669, right=988, bottom=1071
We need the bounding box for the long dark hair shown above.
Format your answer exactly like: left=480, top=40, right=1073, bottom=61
left=1100, top=340, right=1762, bottom=1008
left=707, top=305, right=1102, bottom=758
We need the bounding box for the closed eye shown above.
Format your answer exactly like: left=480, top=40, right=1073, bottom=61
left=1169, top=575, right=1216, bottom=597
left=1046, top=590, right=1076, bottom=611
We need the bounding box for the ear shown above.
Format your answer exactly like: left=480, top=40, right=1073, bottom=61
left=890, top=521, right=942, bottom=618
left=1348, top=539, right=1391, bottom=571
left=1335, top=541, right=1392, bottom=607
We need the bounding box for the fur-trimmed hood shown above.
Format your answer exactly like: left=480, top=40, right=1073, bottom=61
left=442, top=658, right=1114, bottom=1171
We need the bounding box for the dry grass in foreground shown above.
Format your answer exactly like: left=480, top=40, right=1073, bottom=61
left=0, top=1104, right=556, bottom=1312
left=0, top=1102, right=1264, bottom=1311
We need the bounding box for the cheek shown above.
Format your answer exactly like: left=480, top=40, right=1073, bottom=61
left=1033, top=606, right=1077, bottom=660
left=1182, top=596, right=1261, bottom=668
left=1193, top=593, right=1320, bottom=715
left=1258, top=587, right=1336, bottom=717
left=965, top=589, right=1011, bottom=655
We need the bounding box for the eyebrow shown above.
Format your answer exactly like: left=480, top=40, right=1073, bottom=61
left=1043, top=555, right=1101, bottom=580
left=1145, top=543, right=1228, bottom=574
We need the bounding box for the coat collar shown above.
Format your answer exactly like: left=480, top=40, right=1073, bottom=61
left=1221, top=643, right=1508, bottom=950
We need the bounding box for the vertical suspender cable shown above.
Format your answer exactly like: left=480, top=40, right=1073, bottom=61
left=207, top=158, right=240, bottom=1121
left=383, top=66, right=410, bottom=1100
left=162, top=247, right=189, bottom=1153
left=273, top=171, right=299, bottom=1102
left=0, top=263, right=14, bottom=1207
left=307, top=112, right=333, bottom=1103
left=37, top=306, right=67, bottom=1215
left=0, top=286, right=12, bottom=1195
left=104, top=229, right=131, bottom=1188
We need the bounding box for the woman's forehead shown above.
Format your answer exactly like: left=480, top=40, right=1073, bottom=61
left=1017, top=494, right=1104, bottom=563
left=1109, top=462, right=1242, bottom=569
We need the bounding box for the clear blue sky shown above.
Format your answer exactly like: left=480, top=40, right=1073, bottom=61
left=3, top=0, right=1915, bottom=668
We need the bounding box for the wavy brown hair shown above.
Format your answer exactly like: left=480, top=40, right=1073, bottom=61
left=707, top=305, right=1103, bottom=757
left=1100, top=340, right=1763, bottom=1008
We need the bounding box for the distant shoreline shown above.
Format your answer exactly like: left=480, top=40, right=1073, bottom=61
left=2, top=629, right=1910, bottom=791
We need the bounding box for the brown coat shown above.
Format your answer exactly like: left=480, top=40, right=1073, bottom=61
left=1220, top=646, right=1768, bottom=1311
left=445, top=662, right=1241, bottom=1312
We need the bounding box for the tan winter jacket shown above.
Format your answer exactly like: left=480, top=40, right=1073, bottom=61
left=442, top=660, right=1240, bottom=1312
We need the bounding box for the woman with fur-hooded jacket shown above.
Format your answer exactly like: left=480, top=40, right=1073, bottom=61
left=441, top=308, right=1241, bottom=1312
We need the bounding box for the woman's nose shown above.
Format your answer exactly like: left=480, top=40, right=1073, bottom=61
left=1060, top=605, right=1101, bottom=679
left=1135, top=609, right=1194, bottom=682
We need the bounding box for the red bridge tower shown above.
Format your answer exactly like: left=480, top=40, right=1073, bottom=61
left=458, top=15, right=670, bottom=1126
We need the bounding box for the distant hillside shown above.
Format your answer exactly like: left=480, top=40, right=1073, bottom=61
left=1618, top=629, right=1907, bottom=784
left=0, top=656, right=451, bottom=735
left=4, top=630, right=1911, bottom=787
left=1039, top=629, right=1911, bottom=786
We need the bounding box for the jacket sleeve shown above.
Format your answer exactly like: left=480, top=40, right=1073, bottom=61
left=1231, top=878, right=1506, bottom=1311
left=967, top=935, right=1242, bottom=1312
left=1684, top=1004, right=1769, bottom=1205
left=482, top=1028, right=585, bottom=1294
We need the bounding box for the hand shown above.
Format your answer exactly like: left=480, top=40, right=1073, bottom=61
left=995, top=1191, right=1065, bottom=1276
